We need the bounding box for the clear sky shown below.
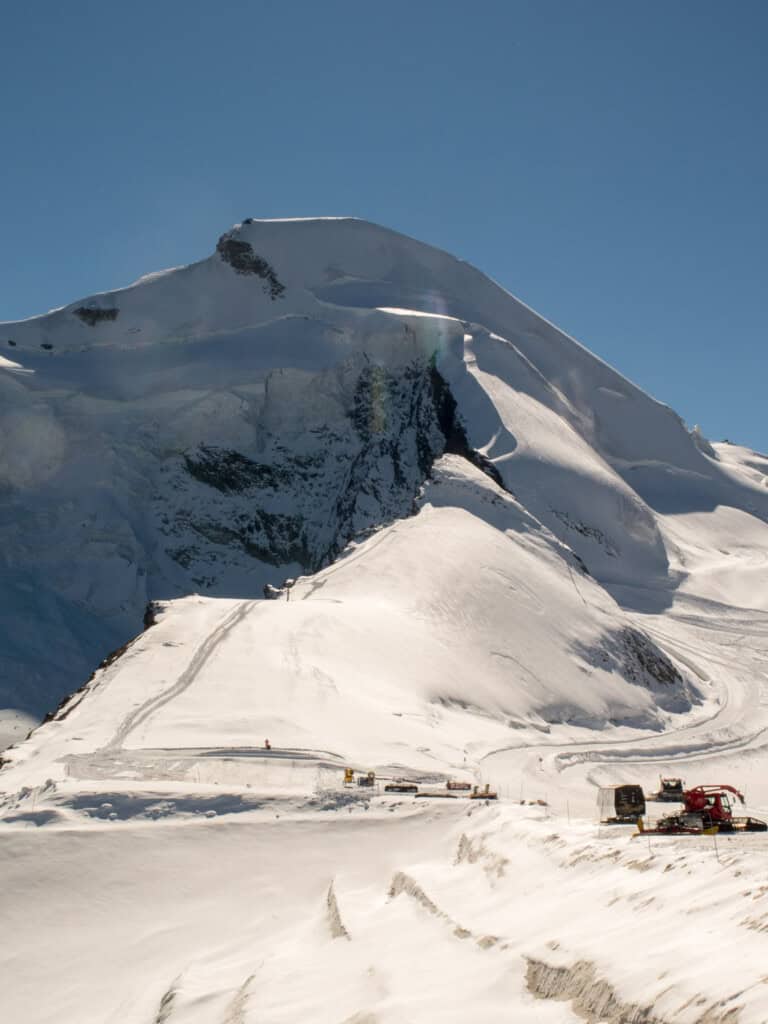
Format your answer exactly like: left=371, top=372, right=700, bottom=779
left=2, top=1, right=766, bottom=450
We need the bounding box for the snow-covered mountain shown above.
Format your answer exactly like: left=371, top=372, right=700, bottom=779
left=3, top=218, right=768, bottom=1023
left=3, top=216, right=765, bottom=743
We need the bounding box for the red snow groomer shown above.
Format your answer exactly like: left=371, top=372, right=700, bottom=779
left=639, top=784, right=767, bottom=835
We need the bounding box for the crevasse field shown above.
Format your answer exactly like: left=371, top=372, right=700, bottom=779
left=2, top=219, right=768, bottom=1022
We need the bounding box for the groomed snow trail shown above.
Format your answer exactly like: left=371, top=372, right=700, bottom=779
left=108, top=599, right=258, bottom=750
left=481, top=592, right=768, bottom=821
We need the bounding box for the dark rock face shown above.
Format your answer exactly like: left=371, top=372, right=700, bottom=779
left=170, top=507, right=310, bottom=569
left=184, top=448, right=290, bottom=494
left=143, top=601, right=161, bottom=630
left=429, top=357, right=505, bottom=488
left=579, top=627, right=682, bottom=687
left=74, top=306, right=119, bottom=327
left=323, top=359, right=445, bottom=565
left=618, top=628, right=683, bottom=687
left=574, top=627, right=692, bottom=714
left=550, top=508, right=618, bottom=557
left=154, top=357, right=489, bottom=582
left=216, top=233, right=285, bottom=299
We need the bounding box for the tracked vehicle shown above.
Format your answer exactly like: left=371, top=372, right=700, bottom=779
left=598, top=784, right=645, bottom=824
left=650, top=776, right=685, bottom=802
left=639, top=785, right=767, bottom=835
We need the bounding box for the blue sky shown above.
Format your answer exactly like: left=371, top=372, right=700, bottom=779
left=2, top=1, right=766, bottom=450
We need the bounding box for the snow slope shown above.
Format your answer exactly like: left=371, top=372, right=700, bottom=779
left=2, top=218, right=768, bottom=1021
left=0, top=455, right=699, bottom=792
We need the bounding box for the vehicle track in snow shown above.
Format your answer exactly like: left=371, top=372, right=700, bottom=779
left=481, top=596, right=768, bottom=785
left=481, top=604, right=768, bottom=801
left=556, top=722, right=768, bottom=773
left=482, top=677, right=765, bottom=786
left=107, top=600, right=258, bottom=751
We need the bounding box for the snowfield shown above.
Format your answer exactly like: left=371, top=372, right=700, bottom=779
left=2, top=218, right=768, bottom=1022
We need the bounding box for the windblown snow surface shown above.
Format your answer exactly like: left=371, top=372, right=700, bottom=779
left=3, top=218, right=768, bottom=1022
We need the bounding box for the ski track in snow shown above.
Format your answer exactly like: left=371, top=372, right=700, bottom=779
left=108, top=599, right=258, bottom=750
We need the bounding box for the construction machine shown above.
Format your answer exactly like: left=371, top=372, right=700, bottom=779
left=470, top=783, right=498, bottom=801
left=638, top=784, right=767, bottom=835
left=649, top=776, right=685, bottom=802
left=598, top=784, right=645, bottom=824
